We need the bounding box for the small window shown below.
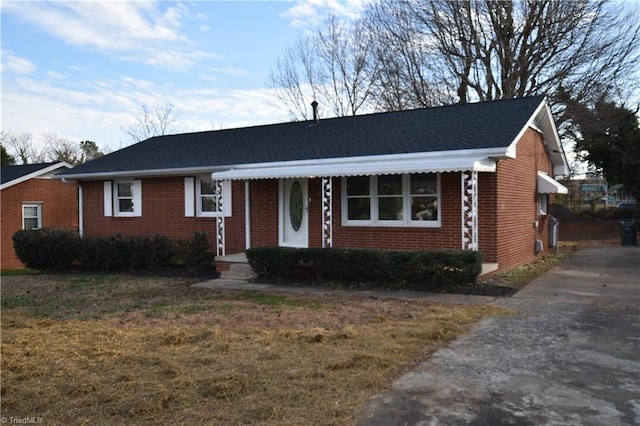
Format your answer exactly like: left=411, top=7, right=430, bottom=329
left=116, top=182, right=134, bottom=213
left=377, top=175, right=403, bottom=221
left=538, top=193, right=548, bottom=215
left=186, top=177, right=232, bottom=217
left=198, top=177, right=217, bottom=214
left=22, top=203, right=42, bottom=229
left=410, top=174, right=438, bottom=221
left=346, top=176, right=371, bottom=221
left=112, top=180, right=141, bottom=217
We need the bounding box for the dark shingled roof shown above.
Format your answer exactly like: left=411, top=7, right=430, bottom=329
left=1, top=162, right=62, bottom=185
left=59, top=96, right=545, bottom=177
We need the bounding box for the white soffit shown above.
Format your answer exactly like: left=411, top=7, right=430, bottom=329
left=212, top=151, right=498, bottom=180
left=537, top=172, right=568, bottom=194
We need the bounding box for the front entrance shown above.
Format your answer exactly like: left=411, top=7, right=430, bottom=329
left=279, top=178, right=308, bottom=247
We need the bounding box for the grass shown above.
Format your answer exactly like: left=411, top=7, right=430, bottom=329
left=0, top=273, right=509, bottom=425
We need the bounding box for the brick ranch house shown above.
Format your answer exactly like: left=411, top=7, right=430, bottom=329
left=56, top=96, right=568, bottom=276
left=1, top=162, right=78, bottom=269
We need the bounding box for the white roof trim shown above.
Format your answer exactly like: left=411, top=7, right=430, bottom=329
left=52, top=166, right=230, bottom=181
left=1, top=162, right=73, bottom=190
left=212, top=150, right=499, bottom=180
left=537, top=172, right=568, bottom=194
left=505, top=97, right=569, bottom=177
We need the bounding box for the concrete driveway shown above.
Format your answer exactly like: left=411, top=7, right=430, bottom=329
left=358, top=245, right=640, bottom=426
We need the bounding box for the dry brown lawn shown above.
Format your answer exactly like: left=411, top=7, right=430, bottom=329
left=1, top=274, right=509, bottom=425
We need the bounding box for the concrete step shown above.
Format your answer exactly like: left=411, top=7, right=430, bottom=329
left=220, top=262, right=257, bottom=280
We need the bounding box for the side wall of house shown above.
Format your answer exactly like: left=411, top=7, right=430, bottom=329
left=81, top=177, right=246, bottom=255
left=492, top=128, right=553, bottom=272
left=1, top=179, right=78, bottom=269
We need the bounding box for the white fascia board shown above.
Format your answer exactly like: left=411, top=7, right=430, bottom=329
left=1, top=162, right=72, bottom=190
left=504, top=98, right=547, bottom=159
left=212, top=149, right=500, bottom=180
left=505, top=97, right=569, bottom=176
left=539, top=102, right=570, bottom=176
left=51, top=166, right=233, bottom=181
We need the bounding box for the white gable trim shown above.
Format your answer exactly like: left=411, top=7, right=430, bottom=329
left=1, top=162, right=72, bottom=190
left=504, top=97, right=569, bottom=176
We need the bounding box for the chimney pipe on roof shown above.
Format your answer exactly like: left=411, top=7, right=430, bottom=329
left=311, top=100, right=319, bottom=125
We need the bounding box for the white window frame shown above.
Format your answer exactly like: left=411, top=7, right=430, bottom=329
left=538, top=193, right=548, bottom=215
left=184, top=177, right=232, bottom=218
left=22, top=203, right=42, bottom=229
left=341, top=173, right=441, bottom=227
left=113, top=180, right=142, bottom=217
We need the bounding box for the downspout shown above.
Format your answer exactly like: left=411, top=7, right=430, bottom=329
left=245, top=181, right=251, bottom=250
left=78, top=182, right=84, bottom=237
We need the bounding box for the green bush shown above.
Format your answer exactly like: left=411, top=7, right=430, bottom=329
left=12, top=229, right=214, bottom=271
left=246, top=247, right=482, bottom=290
left=12, top=228, right=81, bottom=270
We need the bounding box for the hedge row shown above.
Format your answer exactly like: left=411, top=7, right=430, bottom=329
left=246, top=246, right=482, bottom=291
left=12, top=228, right=215, bottom=271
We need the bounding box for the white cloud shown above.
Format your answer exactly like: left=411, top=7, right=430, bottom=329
left=283, top=0, right=370, bottom=27
left=1, top=74, right=291, bottom=152
left=1, top=1, right=216, bottom=72
left=1, top=50, right=37, bottom=74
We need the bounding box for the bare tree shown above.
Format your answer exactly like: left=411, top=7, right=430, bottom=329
left=121, top=102, right=179, bottom=143
left=43, top=133, right=82, bottom=164
left=268, top=15, right=378, bottom=120
left=388, top=0, right=640, bottom=105
left=0, top=131, right=46, bottom=164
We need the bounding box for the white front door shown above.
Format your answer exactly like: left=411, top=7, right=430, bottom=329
left=279, top=178, right=308, bottom=248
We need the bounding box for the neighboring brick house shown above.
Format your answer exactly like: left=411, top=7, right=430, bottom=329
left=1, top=162, right=78, bottom=269
left=56, top=96, right=568, bottom=276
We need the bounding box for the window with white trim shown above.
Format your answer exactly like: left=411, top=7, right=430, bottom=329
left=22, top=203, right=42, bottom=229
left=103, top=180, right=142, bottom=217
left=538, top=193, right=548, bottom=215
left=116, top=182, right=134, bottom=213
left=197, top=176, right=217, bottom=216
left=342, top=173, right=440, bottom=227
left=184, top=176, right=232, bottom=217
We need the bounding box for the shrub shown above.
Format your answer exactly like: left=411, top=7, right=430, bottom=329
left=12, top=229, right=214, bottom=271
left=12, top=228, right=81, bottom=270
left=176, top=232, right=215, bottom=267
left=246, top=247, right=482, bottom=290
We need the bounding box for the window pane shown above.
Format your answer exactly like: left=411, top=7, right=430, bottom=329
left=23, top=206, right=38, bottom=217
left=24, top=217, right=39, bottom=229
left=201, top=196, right=216, bottom=212
left=412, top=196, right=438, bottom=221
left=348, top=198, right=370, bottom=220
left=200, top=178, right=216, bottom=195
left=378, top=175, right=402, bottom=195
left=346, top=176, right=370, bottom=196
left=411, top=174, right=437, bottom=195
left=379, top=197, right=403, bottom=220
left=117, top=183, right=133, bottom=197
left=119, top=199, right=134, bottom=212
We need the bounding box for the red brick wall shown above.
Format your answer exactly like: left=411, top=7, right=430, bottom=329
left=81, top=177, right=246, bottom=255
left=492, top=128, right=553, bottom=272
left=1, top=179, right=78, bottom=269
left=248, top=180, right=279, bottom=247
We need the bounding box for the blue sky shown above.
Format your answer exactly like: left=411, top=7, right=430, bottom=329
left=1, top=1, right=367, bottom=152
